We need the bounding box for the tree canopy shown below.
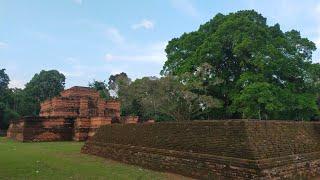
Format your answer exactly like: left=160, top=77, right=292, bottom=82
left=116, top=75, right=221, bottom=121
left=0, top=69, right=19, bottom=129
left=89, top=80, right=111, bottom=100
left=161, top=10, right=319, bottom=120
left=108, top=72, right=131, bottom=98
left=22, top=70, right=66, bottom=115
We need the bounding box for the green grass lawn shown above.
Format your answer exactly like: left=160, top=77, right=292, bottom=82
left=0, top=137, right=169, bottom=180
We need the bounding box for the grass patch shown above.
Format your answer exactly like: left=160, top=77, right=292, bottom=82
left=0, top=137, right=165, bottom=180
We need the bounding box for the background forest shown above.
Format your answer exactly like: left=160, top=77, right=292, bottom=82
left=1, top=10, right=320, bottom=129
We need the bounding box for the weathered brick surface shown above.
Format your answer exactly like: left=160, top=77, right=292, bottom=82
left=6, top=120, right=24, bottom=141
left=7, top=86, right=135, bottom=142
left=7, top=117, right=73, bottom=142
left=120, top=116, right=139, bottom=124
left=82, top=120, right=320, bottom=179
left=60, top=86, right=100, bottom=99
left=39, top=87, right=121, bottom=119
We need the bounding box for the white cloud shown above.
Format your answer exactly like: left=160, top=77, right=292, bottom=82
left=61, top=59, right=91, bottom=78
left=9, top=79, right=25, bottom=89
left=60, top=63, right=130, bottom=88
left=0, top=42, right=8, bottom=48
left=61, top=70, right=84, bottom=78
left=105, top=27, right=125, bottom=44
left=171, top=0, right=198, bottom=17
left=132, top=19, right=155, bottom=30
left=104, top=42, right=167, bottom=64
left=72, top=0, right=82, bottom=5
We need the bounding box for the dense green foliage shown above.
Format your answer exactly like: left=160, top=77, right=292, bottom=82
left=0, top=138, right=164, bottom=179
left=22, top=70, right=66, bottom=115
left=108, top=73, right=221, bottom=121
left=89, top=80, right=111, bottom=100
left=108, top=72, right=132, bottom=98
left=0, top=70, right=65, bottom=129
left=161, top=10, right=320, bottom=120
left=0, top=69, right=19, bottom=129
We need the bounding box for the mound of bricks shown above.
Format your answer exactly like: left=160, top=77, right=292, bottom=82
left=82, top=120, right=320, bottom=179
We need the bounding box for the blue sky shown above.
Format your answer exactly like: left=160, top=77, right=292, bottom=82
left=1, top=0, right=320, bottom=88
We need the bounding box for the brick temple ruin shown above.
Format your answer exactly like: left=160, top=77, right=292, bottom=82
left=7, top=86, right=139, bottom=142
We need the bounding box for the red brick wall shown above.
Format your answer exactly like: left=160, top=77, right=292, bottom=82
left=39, top=87, right=121, bottom=119
left=7, top=117, right=74, bottom=142
left=73, top=117, right=112, bottom=141
left=60, top=86, right=100, bottom=98
left=40, top=97, right=80, bottom=117
left=6, top=120, right=24, bottom=141
left=7, top=116, right=114, bottom=142
left=82, top=121, right=320, bottom=179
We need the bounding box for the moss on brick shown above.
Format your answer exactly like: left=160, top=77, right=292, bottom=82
left=82, top=120, right=320, bottom=179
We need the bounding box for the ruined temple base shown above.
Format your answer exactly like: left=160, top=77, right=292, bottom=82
left=81, top=121, right=320, bottom=179
left=82, top=142, right=320, bottom=179
left=6, top=116, right=112, bottom=142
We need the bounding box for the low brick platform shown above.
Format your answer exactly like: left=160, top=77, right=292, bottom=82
left=81, top=120, right=320, bottom=179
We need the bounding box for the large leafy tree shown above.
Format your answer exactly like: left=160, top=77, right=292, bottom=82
left=23, top=70, right=65, bottom=115
left=162, top=10, right=319, bottom=120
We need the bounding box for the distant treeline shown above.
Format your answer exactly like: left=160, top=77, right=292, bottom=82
left=1, top=10, right=320, bottom=129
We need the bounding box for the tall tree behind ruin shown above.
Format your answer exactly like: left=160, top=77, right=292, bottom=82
left=23, top=70, right=65, bottom=115
left=89, top=80, right=111, bottom=100
left=108, top=72, right=131, bottom=98
left=118, top=75, right=222, bottom=121
left=161, top=10, right=320, bottom=120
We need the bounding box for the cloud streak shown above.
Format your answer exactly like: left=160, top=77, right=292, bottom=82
left=105, top=27, right=125, bottom=44
left=105, top=42, right=167, bottom=64
left=132, top=19, right=155, bottom=30
left=0, top=42, right=8, bottom=48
